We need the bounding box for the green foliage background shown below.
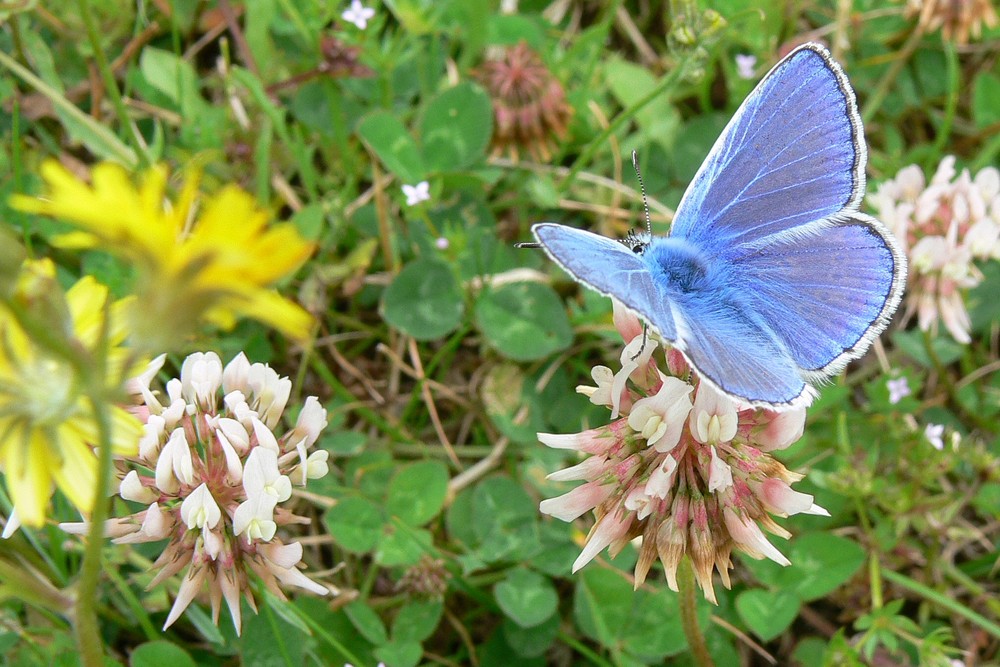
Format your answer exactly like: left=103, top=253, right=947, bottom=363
left=1, top=0, right=999, bottom=665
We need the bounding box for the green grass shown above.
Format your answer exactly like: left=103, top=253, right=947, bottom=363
left=1, top=1, right=999, bottom=665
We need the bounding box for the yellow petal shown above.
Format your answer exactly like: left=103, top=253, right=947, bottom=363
left=52, top=425, right=98, bottom=513
left=6, top=426, right=56, bottom=528
left=63, top=406, right=142, bottom=458
left=210, top=290, right=314, bottom=342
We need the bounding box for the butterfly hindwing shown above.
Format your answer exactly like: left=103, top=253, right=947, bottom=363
left=730, top=213, right=905, bottom=375
left=665, top=281, right=811, bottom=406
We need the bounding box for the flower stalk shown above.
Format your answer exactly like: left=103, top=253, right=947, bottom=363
left=77, top=386, right=114, bottom=667
left=678, top=557, right=714, bottom=667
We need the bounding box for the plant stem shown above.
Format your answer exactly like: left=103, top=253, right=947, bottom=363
left=882, top=569, right=1000, bottom=641
left=75, top=0, right=149, bottom=168
left=678, top=557, right=715, bottom=667
left=860, top=23, right=925, bottom=125
left=921, top=330, right=995, bottom=434
left=76, top=389, right=113, bottom=666
left=75, top=297, right=118, bottom=666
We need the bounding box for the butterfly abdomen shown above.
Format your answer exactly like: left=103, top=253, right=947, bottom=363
left=642, top=237, right=713, bottom=293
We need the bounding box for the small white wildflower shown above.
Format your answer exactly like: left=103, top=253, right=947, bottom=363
left=886, top=376, right=911, bottom=405
left=924, top=423, right=945, bottom=450
left=735, top=53, right=757, bottom=79
left=402, top=181, right=431, bottom=206
left=342, top=0, right=375, bottom=30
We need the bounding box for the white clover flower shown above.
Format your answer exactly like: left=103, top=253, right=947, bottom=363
left=872, top=157, right=1000, bottom=343
left=60, top=351, right=333, bottom=636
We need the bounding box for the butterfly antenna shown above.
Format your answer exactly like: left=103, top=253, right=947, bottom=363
left=631, top=151, right=653, bottom=236
left=514, top=241, right=542, bottom=249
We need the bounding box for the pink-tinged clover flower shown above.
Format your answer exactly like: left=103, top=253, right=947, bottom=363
left=870, top=157, right=1000, bottom=343
left=60, top=351, right=332, bottom=634
left=537, top=300, right=826, bottom=604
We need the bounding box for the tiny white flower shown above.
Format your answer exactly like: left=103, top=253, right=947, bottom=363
left=113, top=502, right=173, bottom=544
left=402, top=181, right=431, bottom=206
left=925, top=423, right=945, bottom=450
left=156, top=428, right=194, bottom=493
left=342, top=0, right=375, bottom=29
left=294, top=397, right=328, bottom=450
left=217, top=417, right=250, bottom=454
left=126, top=354, right=167, bottom=412
left=222, top=352, right=252, bottom=395
left=691, top=385, right=738, bottom=445
left=886, top=376, right=911, bottom=405
left=180, top=351, right=223, bottom=408
left=243, top=447, right=292, bottom=502
left=644, top=454, right=678, bottom=500
left=304, top=450, right=330, bottom=480
left=248, top=363, right=290, bottom=429
left=723, top=507, right=790, bottom=566
left=754, top=408, right=806, bottom=452
left=138, top=414, right=167, bottom=462
left=120, top=470, right=158, bottom=504
left=628, top=373, right=694, bottom=452
left=707, top=445, right=734, bottom=492
left=624, top=486, right=655, bottom=520
left=435, top=237, right=449, bottom=250
left=252, top=416, right=280, bottom=453
left=233, top=493, right=278, bottom=543
left=735, top=53, right=757, bottom=79
left=180, top=483, right=222, bottom=531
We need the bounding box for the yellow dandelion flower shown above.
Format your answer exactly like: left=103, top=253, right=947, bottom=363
left=0, top=260, right=143, bottom=528
left=11, top=161, right=315, bottom=349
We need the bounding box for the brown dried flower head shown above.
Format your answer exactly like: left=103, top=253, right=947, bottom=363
left=906, top=0, right=998, bottom=44
left=476, top=42, right=573, bottom=162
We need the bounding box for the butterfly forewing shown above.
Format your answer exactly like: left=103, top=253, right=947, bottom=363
left=532, top=224, right=678, bottom=343
left=669, top=44, right=863, bottom=252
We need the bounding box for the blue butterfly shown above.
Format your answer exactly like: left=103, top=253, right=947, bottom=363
left=530, top=43, right=907, bottom=409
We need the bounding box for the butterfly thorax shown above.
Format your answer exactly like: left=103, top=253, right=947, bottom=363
left=641, top=237, right=711, bottom=293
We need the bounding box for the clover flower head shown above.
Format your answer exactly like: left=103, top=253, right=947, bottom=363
left=905, top=0, right=998, bottom=44
left=60, top=351, right=332, bottom=634
left=539, top=300, right=825, bottom=603
left=475, top=42, right=573, bottom=162
left=870, top=157, right=1000, bottom=343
